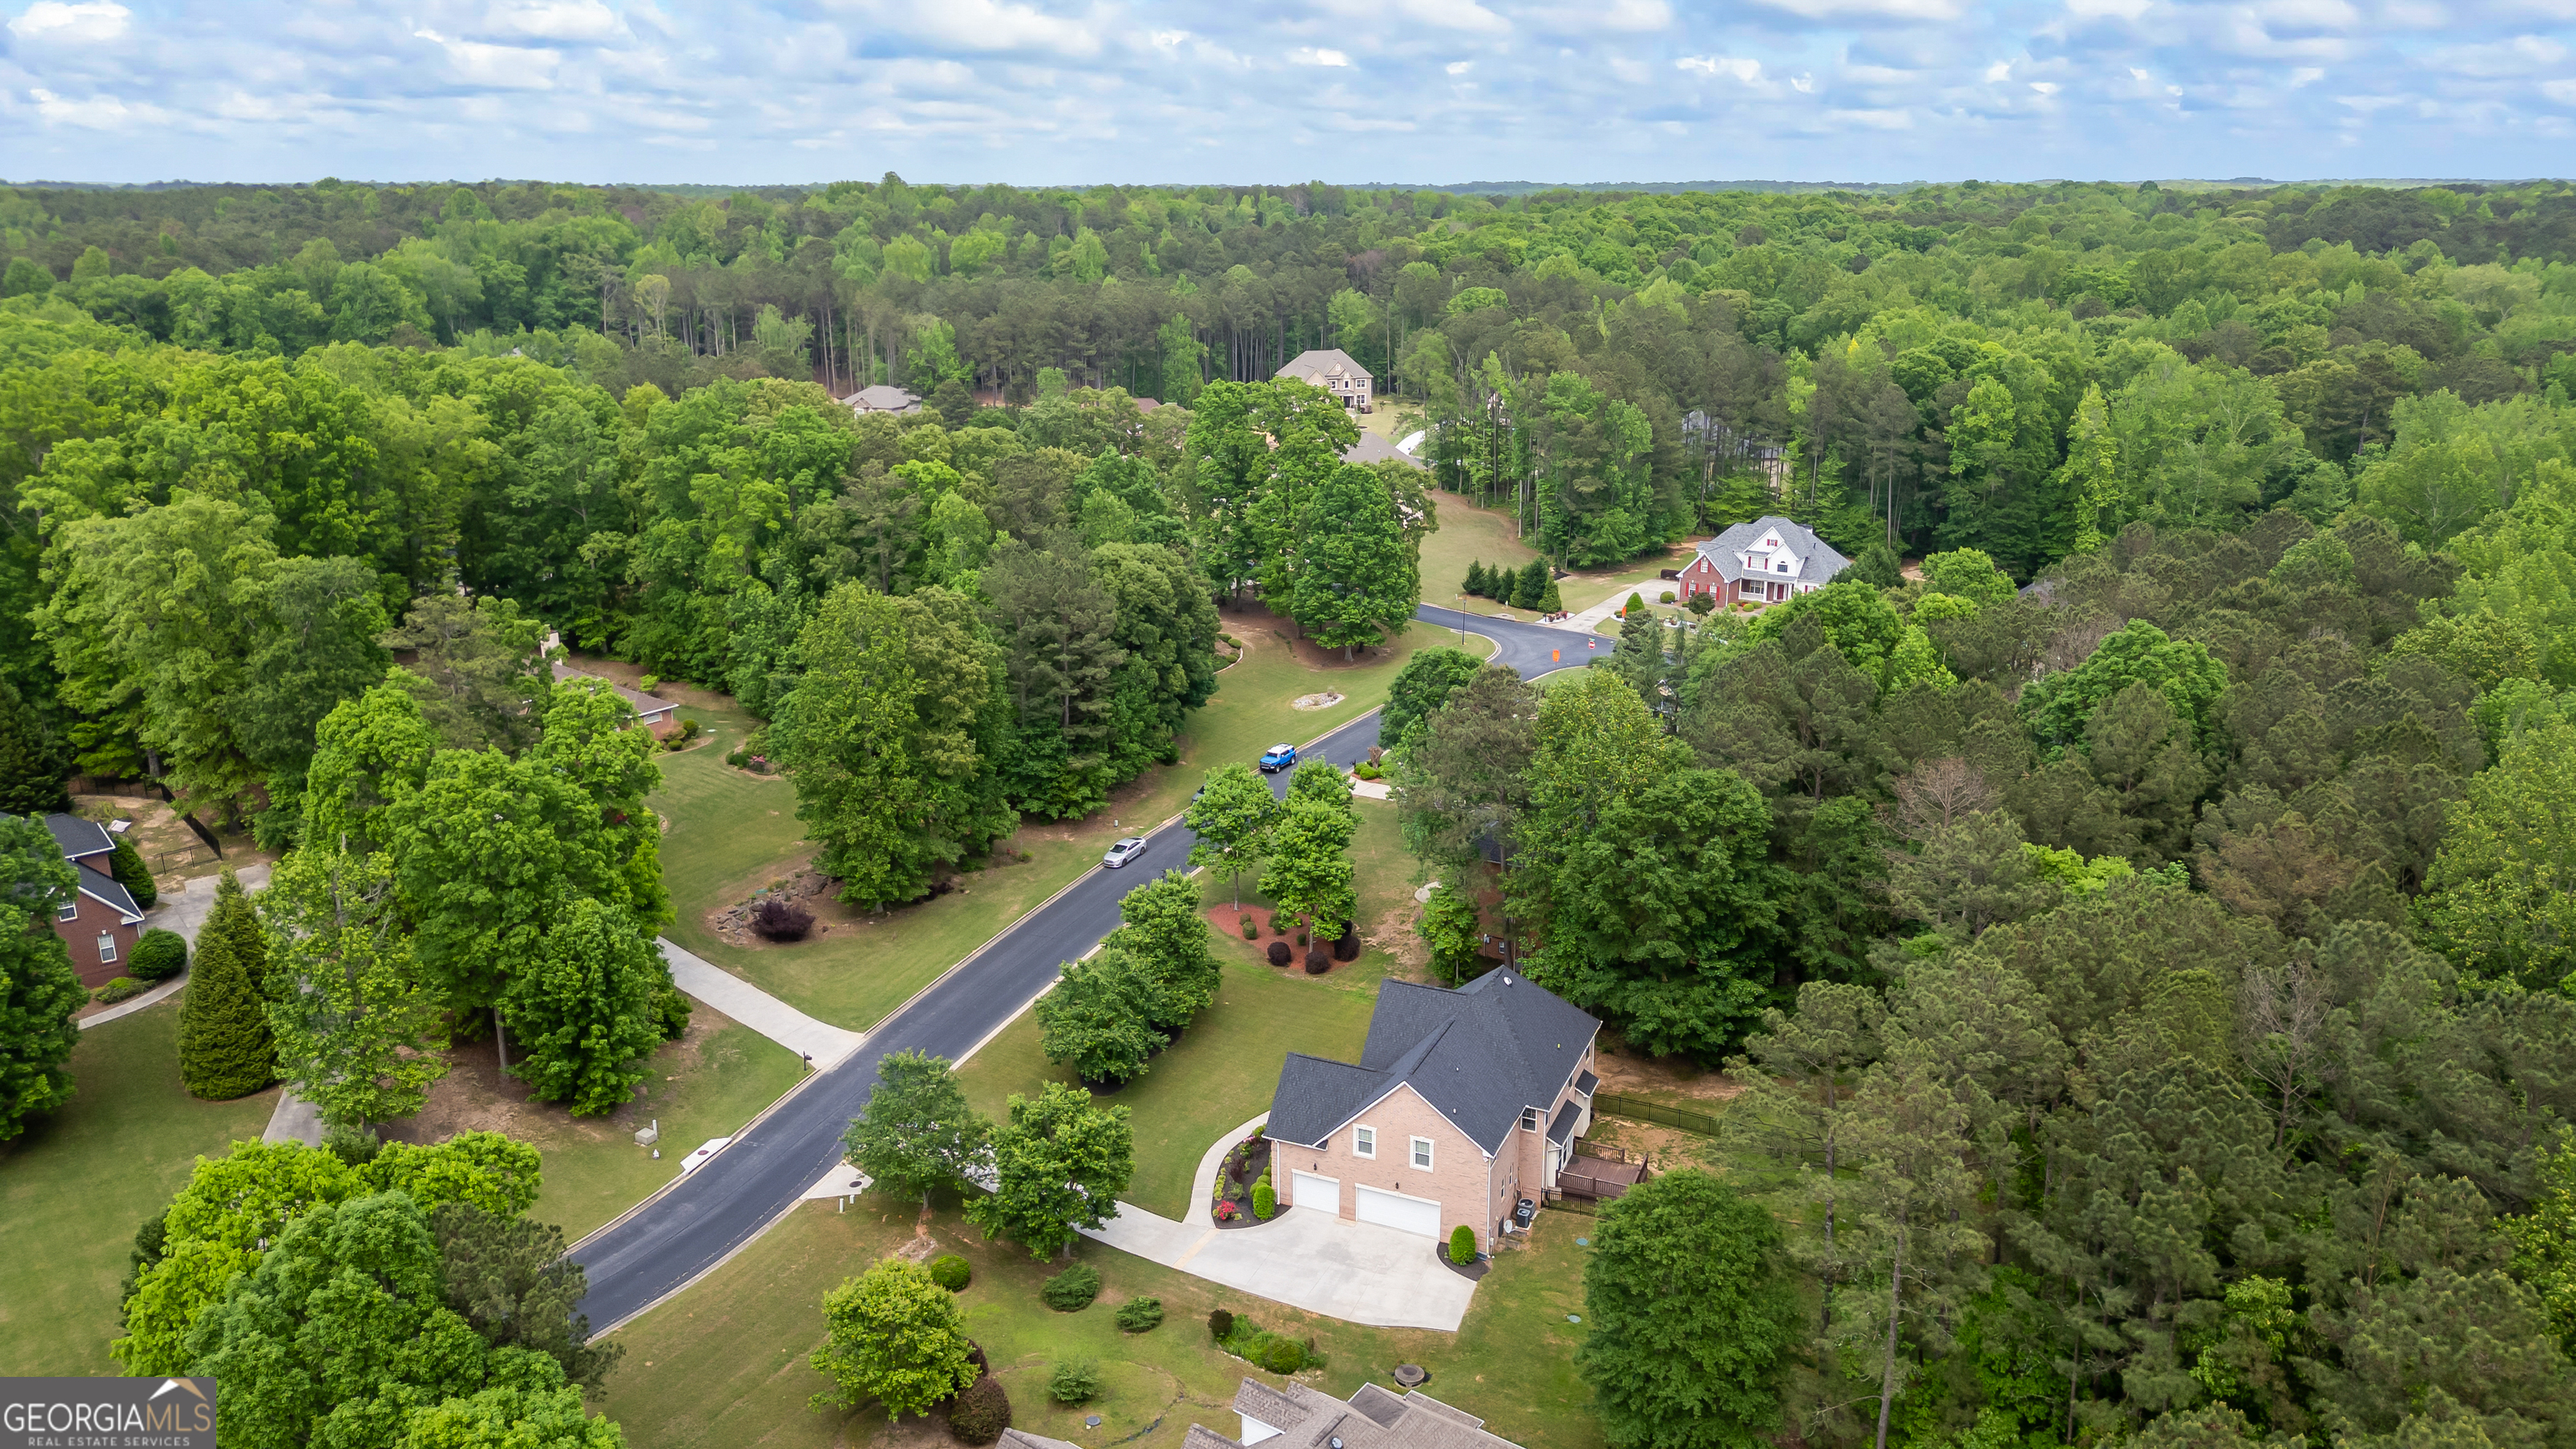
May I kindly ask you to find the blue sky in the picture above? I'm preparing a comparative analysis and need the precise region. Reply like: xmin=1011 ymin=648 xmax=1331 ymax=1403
xmin=2 ymin=0 xmax=2570 ymax=186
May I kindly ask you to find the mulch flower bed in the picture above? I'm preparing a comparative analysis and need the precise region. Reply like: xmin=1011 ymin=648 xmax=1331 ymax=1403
xmin=1210 ymin=1132 xmax=1275 ymax=1229
xmin=1435 ymin=1244 xmax=1492 ymax=1281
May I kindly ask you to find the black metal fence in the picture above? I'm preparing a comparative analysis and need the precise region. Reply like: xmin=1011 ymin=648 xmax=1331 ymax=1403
xmin=1593 ymin=1092 xmax=1724 ymax=1138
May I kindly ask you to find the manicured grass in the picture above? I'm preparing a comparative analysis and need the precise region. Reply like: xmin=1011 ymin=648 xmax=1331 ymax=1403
xmin=595 ymin=1195 xmax=1607 ymax=1449
xmin=958 ymin=803 xmax=1424 ymax=1220
xmin=0 ymin=1001 xmax=281 ymax=1376
xmin=1418 ymin=495 xmax=1544 ymax=610
xmin=652 ymin=623 xmax=1483 ymax=1034
xmin=532 ymin=1022 xmax=808 ymax=1242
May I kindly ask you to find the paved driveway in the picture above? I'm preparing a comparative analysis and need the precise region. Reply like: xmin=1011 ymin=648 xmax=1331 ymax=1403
xmin=1083 ymin=1199 xmax=1478 ymax=1332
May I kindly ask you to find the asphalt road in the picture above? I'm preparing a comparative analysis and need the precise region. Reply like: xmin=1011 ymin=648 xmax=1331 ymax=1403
xmin=568 ymin=605 xmax=1617 ymax=1332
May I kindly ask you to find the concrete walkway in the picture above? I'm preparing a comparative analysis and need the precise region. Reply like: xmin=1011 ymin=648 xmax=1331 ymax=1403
xmin=82 ymin=863 xmax=275 ymax=1031
xmin=658 ymin=937 xmax=866 ymax=1069
xmin=1080 ymin=1112 xmax=1480 ymax=1332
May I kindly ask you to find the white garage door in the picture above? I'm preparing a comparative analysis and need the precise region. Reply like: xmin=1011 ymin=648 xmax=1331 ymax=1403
xmin=1291 ymin=1171 xmax=1339 ymax=1216
xmin=1355 ymin=1185 xmax=1442 ymax=1238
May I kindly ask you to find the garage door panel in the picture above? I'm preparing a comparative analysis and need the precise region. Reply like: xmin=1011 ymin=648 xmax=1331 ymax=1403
xmin=1291 ymin=1171 xmax=1339 ymax=1216
xmin=1355 ymin=1185 xmax=1441 ymax=1238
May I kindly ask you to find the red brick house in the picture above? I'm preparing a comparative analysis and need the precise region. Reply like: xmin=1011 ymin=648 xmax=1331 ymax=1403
xmin=1265 ymin=973 xmax=1600 ymax=1254
xmin=1675 ymin=514 xmax=1851 ymax=607
xmin=42 ymin=813 xmax=145 ymax=987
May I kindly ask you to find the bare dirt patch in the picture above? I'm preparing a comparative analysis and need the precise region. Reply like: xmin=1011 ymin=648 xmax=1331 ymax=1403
xmin=377 ymin=1002 xmax=744 ymax=1149
xmin=1220 ymin=601 xmax=1401 ymax=671
xmin=70 ymin=792 xmax=276 ymax=895
xmin=1290 ymin=691 xmax=1345 ymax=710
xmin=1591 ymin=1041 xmax=1743 ymax=1105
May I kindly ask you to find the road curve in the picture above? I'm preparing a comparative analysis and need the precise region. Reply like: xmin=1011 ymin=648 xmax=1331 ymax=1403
xmin=569 ymin=605 xmax=1615 ymax=1332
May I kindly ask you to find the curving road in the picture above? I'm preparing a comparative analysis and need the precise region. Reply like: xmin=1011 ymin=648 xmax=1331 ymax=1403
xmin=568 ymin=605 xmax=1616 ymax=1333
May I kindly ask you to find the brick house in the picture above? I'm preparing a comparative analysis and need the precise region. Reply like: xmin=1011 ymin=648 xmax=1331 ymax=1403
xmin=41 ymin=813 xmax=146 ymax=987
xmin=1275 ymin=350 xmax=1374 ymax=413
xmin=1265 ymin=973 xmax=1600 ymax=1254
xmin=1675 ymin=514 xmax=1851 ymax=607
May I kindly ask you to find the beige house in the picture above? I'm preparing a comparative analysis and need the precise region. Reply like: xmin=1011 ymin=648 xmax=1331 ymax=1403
xmin=1265 ymin=974 xmax=1600 ymax=1254
xmin=1275 ymin=349 xmax=1374 ymax=413
xmin=842 ymin=383 xmax=922 ymax=415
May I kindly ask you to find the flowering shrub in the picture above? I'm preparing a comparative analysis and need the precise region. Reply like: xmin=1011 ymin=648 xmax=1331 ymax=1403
xmin=1215 ymin=1200 xmax=1239 ymax=1222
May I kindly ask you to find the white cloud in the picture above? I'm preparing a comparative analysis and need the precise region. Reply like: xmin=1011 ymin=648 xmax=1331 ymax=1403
xmin=486 ymin=1 xmax=624 ymax=42
xmin=1389 ymin=0 xmax=1511 ymax=33
xmin=2065 ymin=0 xmax=2153 ymax=18
xmin=2289 ymin=65 xmax=2324 ymax=86
xmin=1291 ymin=46 xmax=1351 ymax=65
xmin=1592 ymin=0 xmax=1673 ymax=29
xmin=1826 ymin=106 xmax=1912 ymax=127
xmin=1983 ymin=59 xmax=2012 ymax=80
xmin=27 ymin=86 xmax=167 ymax=127
xmin=1676 ymin=55 xmax=1765 ymax=82
xmin=823 ymin=0 xmax=1105 ymax=58
xmin=2028 ymin=79 xmax=2060 ymax=94
xmin=1446 ymin=59 xmax=1472 ymax=74
xmin=7 ymin=1 xmax=128 ymax=41
xmin=1791 ymin=73 xmax=1816 ymax=91
xmin=2544 ymin=77 xmax=2576 ymax=102
xmin=413 ymin=29 xmax=563 ymax=89
xmin=1751 ymin=0 xmax=1963 ymax=17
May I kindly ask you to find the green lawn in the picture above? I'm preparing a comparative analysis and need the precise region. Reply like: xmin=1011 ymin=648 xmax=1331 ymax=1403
xmin=0 ymin=1001 xmax=281 ymax=1376
xmin=959 ymin=802 xmax=1424 ymax=1220
xmin=532 ymin=1022 xmax=808 ymax=1242
xmin=595 ymin=1193 xmax=1607 ymax=1449
xmin=652 ymin=622 xmax=1483 ymax=1034
xmin=1419 ymin=495 xmax=1543 ymax=609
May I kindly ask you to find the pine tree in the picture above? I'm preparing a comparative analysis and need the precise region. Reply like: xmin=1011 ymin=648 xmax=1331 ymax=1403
xmin=1540 ymin=575 xmax=1563 ymax=612
xmin=108 ymin=834 xmax=157 ymax=910
xmin=1512 ymin=559 xmax=1548 ymax=610
xmin=177 ymin=869 xmax=275 ymax=1100
xmin=1464 ymin=561 xmax=1487 ymax=598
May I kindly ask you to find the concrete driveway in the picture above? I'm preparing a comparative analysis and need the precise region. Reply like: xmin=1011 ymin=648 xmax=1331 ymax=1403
xmin=1081 ymin=1112 xmax=1479 ymax=1332
xmin=1083 ymin=1200 xmax=1479 ymax=1332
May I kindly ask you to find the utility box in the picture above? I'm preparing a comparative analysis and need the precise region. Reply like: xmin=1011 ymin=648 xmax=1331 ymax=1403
xmin=634 ymin=1121 xmax=659 ymax=1148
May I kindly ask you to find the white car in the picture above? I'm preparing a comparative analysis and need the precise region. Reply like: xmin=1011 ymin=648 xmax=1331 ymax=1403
xmin=1102 ymin=837 xmax=1148 ymax=869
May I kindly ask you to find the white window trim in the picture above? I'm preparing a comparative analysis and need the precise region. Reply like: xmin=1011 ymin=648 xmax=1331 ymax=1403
xmin=57 ymin=900 xmax=77 ymax=922
xmin=1353 ymin=1124 xmax=1376 ymax=1160
xmin=96 ymin=932 xmax=117 ymax=963
xmin=1410 ymin=1135 xmax=1434 ymax=1171
xmin=1520 ymin=1106 xmax=1542 ymax=1131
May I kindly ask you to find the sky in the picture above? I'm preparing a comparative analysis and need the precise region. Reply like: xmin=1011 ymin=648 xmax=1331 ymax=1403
xmin=1 ymin=0 xmax=2571 ymax=188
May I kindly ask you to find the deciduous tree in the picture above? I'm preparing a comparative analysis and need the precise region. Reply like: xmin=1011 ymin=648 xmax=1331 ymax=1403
xmin=967 ymin=1082 xmax=1132 ymax=1259
xmin=842 ymin=1051 xmax=990 ymax=1209
xmin=808 ymin=1257 xmax=978 ymax=1420
xmin=0 ymin=813 xmax=82 ymax=1141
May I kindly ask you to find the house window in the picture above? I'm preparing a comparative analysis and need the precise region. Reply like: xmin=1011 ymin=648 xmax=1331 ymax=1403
xmin=1410 ymin=1136 xmax=1434 ymax=1171
xmin=97 ymin=932 xmax=117 ymax=964
xmin=1521 ymin=1107 xmax=1542 ymax=1131
xmin=57 ymin=900 xmax=76 ymax=922
xmin=1353 ymin=1125 xmax=1375 ymax=1159
xmin=1776 ymin=561 xmax=1789 ymax=573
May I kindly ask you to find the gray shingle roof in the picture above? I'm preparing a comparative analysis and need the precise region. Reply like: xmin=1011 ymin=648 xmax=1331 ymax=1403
xmin=75 ymin=861 xmax=143 ymax=922
xmin=1220 ymin=1380 xmax=1523 ymax=1449
xmin=1275 ymin=348 xmax=1372 ymax=387
xmin=550 ymin=662 xmax=678 ymax=720
xmin=44 ymin=812 xmax=113 ymax=861
xmin=1267 ymin=974 xmax=1599 ymax=1155
xmin=1343 ymin=430 xmax=1426 ymax=470
xmin=844 ymin=384 xmax=922 ymax=413
xmin=1693 ymin=515 xmax=1851 ymax=586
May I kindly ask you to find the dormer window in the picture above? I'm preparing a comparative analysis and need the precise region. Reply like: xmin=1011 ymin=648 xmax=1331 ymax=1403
xmin=1521 ymin=1107 xmax=1542 ymax=1131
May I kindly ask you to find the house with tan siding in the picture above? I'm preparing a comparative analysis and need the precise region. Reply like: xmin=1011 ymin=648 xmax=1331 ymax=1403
xmin=1275 ymin=350 xmax=1374 ymax=413
xmin=1264 ymin=973 xmax=1599 ymax=1254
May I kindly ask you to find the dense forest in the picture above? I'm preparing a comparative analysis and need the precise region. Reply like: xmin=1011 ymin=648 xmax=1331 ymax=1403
xmin=3 ymin=174 xmax=2576 ymax=1449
